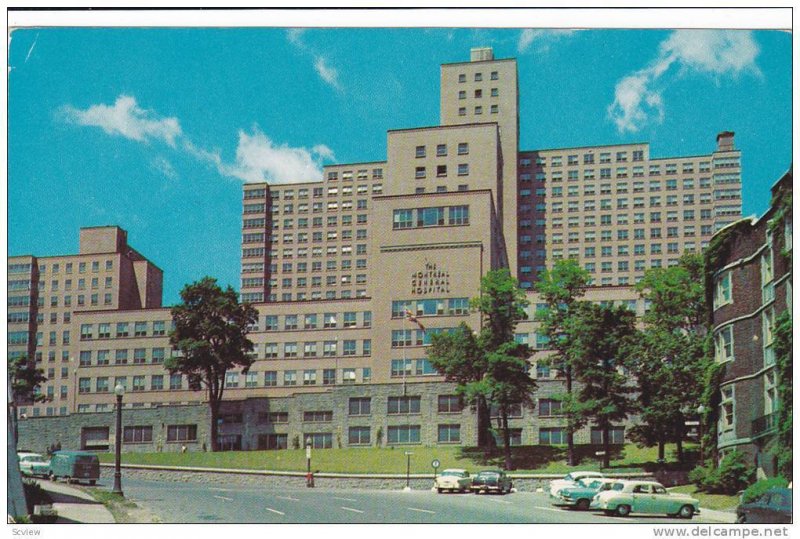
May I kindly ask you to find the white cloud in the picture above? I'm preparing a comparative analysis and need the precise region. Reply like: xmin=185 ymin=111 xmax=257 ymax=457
xmin=219 ymin=128 xmax=334 ymax=184
xmin=62 ymin=95 xmax=335 ymax=186
xmin=518 ymin=29 xmax=577 ymax=53
xmin=286 ymin=28 xmax=343 ymax=91
xmin=608 ymin=30 xmax=760 ymax=133
xmin=61 ymin=95 xmax=182 ymax=147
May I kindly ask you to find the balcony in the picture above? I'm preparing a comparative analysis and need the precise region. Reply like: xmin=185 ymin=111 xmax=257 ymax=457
xmin=751 ymin=412 xmax=777 ymax=440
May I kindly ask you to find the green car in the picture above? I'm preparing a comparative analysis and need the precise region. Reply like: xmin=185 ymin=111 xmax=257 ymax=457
xmin=592 ymin=480 xmax=700 ymax=519
xmin=18 ymin=452 xmax=51 ymax=478
xmin=554 ymin=478 xmax=617 ymax=510
xmin=470 ymin=469 xmax=513 ymax=494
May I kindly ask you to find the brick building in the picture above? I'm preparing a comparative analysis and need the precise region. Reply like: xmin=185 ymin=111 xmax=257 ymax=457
xmin=707 ymin=169 xmax=791 ymax=477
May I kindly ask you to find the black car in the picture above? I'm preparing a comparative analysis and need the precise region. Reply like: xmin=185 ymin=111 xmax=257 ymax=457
xmin=470 ymin=469 xmax=513 ymax=494
xmin=736 ymin=488 xmax=792 ymax=524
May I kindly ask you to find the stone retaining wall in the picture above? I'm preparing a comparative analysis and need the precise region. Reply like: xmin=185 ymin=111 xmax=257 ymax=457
xmin=103 ymin=465 xmax=654 ymax=492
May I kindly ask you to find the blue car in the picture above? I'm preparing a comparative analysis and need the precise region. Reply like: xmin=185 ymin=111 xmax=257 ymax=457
xmin=554 ymin=477 xmax=617 ymax=510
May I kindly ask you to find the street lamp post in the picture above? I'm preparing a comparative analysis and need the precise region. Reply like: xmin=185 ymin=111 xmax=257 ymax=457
xmin=697 ymin=404 xmax=706 ymax=464
xmin=404 ymin=451 xmax=413 ymax=491
xmin=112 ymin=383 xmax=125 ymax=496
xmin=306 ymin=437 xmax=313 ymax=488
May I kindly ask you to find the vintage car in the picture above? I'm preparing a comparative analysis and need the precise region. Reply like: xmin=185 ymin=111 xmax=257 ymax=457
xmin=736 ymin=487 xmax=792 ymax=524
xmin=591 ymin=480 xmax=700 ymax=519
xmin=434 ymin=469 xmax=472 ymax=493
xmin=549 ymin=470 xmax=605 ymax=498
xmin=470 ymin=469 xmax=513 ymax=494
xmin=18 ymin=452 xmax=51 ymax=478
xmin=49 ymin=451 xmax=100 ymax=485
xmin=554 ymin=477 xmax=617 ymax=510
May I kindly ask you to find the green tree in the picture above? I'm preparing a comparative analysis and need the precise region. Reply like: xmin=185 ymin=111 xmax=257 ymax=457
xmin=9 ymin=356 xmax=48 ymax=441
xmin=427 ymin=269 xmax=535 ymax=468
xmin=630 ymin=253 xmax=711 ymax=463
xmin=534 ymin=259 xmax=591 ymax=465
xmin=566 ymin=302 xmax=637 ymax=468
xmin=167 ymin=277 xmax=259 ymax=452
xmin=773 ymin=310 xmax=792 ymax=478
xmin=426 ymin=323 xmax=492 ymax=448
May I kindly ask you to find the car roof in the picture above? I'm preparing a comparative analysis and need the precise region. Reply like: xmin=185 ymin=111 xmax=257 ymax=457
xmin=53 ymin=450 xmax=96 ymax=456
xmin=17 ymin=452 xmax=44 ymax=458
xmin=441 ymin=468 xmax=468 ymax=473
xmin=477 ymin=469 xmax=504 ymax=473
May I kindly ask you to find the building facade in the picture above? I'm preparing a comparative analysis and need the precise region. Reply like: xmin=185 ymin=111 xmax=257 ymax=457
xmin=14 ymin=47 xmax=746 ymax=453
xmin=707 ymin=169 xmax=791 ymax=477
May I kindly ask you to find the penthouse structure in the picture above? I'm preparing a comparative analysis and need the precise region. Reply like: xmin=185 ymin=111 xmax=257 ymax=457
xmin=15 ymin=47 xmax=745 ymax=453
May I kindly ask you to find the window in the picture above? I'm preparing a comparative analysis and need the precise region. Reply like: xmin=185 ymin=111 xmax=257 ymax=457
xmin=590 ymin=427 xmax=625 ymax=445
xmin=167 ymin=425 xmax=197 ymax=442
xmin=719 ymin=386 xmax=734 ymax=431
xmin=539 ymin=399 xmax=563 ymax=417
xmin=349 ymin=397 xmax=371 ymax=416
xmin=348 ymin=426 xmax=370 ymax=445
xmin=438 ymin=395 xmax=463 ymax=413
xmin=264 ymin=371 xmax=277 ymax=387
xmin=438 ymin=424 xmax=461 ymax=443
xmin=457 ymin=163 xmax=469 ymax=176
xmin=715 ymin=326 xmax=734 ymax=363
xmin=714 ymin=271 xmax=732 ymax=309
xmin=415 ymin=145 xmax=426 ymax=158
xmin=124 ymin=426 xmax=153 ymax=443
xmin=283 ymin=370 xmax=297 ymax=386
xmin=387 ymin=425 xmax=420 ymax=444
xmin=169 ymin=374 xmax=183 ymax=390
xmin=388 ymin=396 xmax=421 ymax=414
xmin=539 ymin=427 xmax=566 ymax=445
xmin=457 ymin=142 xmax=469 ymax=155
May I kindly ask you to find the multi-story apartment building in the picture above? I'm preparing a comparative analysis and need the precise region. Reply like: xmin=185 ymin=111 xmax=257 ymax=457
xmin=15 ymin=47 xmax=746 ymax=453
xmin=707 ymin=169 xmax=791 ymax=477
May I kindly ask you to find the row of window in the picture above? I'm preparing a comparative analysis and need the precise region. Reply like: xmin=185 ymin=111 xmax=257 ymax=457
xmin=259 ymin=311 xmax=371 ymax=331
xmin=526 ymin=209 xmax=718 ymax=227
xmin=79 ymin=321 xmax=169 ymax=340
xmin=414 ymin=163 xmax=470 ymax=178
xmin=78 ymin=347 xmax=170 ymax=366
xmin=530 ymin=226 xmax=715 ymax=244
xmin=544 ymin=197 xmax=722 ymax=214
xmin=246 ymin=229 xmax=368 ymax=245
xmin=241 ymin=290 xmax=368 ymax=303
xmin=255 ymin=339 xmax=371 ymax=359
xmin=30 ymin=259 xmax=115 ymax=276
xmin=523 ymin=152 xmax=710 ymax=169
xmin=457 ymin=87 xmax=500 ymax=100
xmin=13 ymin=292 xmax=115 ymax=309
xmin=251 ymin=214 xmax=368 ymax=231
xmin=390 ymin=298 xmax=470 ymax=318
xmin=392 ymin=206 xmax=470 ymax=229
xmin=243 ymin=244 xmax=368 ymax=259
xmin=414 ymin=143 xmax=470 ymax=158
xmin=457 ymin=104 xmax=499 ymax=116
xmin=244 ymin=259 xmax=368 ymax=276
xmin=29 ymin=275 xmax=115 ymax=293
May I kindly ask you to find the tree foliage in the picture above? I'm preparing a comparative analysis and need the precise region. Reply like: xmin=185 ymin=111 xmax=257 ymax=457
xmin=8 ymin=356 xmax=48 ymax=440
xmin=565 ymin=302 xmax=638 ymax=467
xmin=534 ymin=259 xmax=591 ymax=465
xmin=428 ymin=269 xmax=535 ymax=467
xmin=167 ymin=276 xmax=259 ymax=451
xmin=629 ymin=253 xmax=712 ymax=463
xmin=773 ymin=309 xmax=792 ymax=478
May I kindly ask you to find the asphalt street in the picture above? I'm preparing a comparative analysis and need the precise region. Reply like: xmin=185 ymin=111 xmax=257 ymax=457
xmin=109 ymin=477 xmax=720 ymax=524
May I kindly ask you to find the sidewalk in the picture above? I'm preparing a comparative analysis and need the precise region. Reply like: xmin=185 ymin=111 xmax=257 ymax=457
xmin=699 ymin=507 xmax=737 ymax=524
xmin=34 ymin=480 xmax=115 ymax=524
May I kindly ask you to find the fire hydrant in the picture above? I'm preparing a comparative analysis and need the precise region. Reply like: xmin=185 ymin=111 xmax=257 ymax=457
xmin=306 ymin=471 xmax=315 ymax=488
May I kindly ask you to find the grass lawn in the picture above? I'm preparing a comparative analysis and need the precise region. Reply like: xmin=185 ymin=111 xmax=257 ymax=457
xmin=99 ymin=442 xmax=697 ymax=475
xmin=668 ymin=484 xmax=740 ymax=512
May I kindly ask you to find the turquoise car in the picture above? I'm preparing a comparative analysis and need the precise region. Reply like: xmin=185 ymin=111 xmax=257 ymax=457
xmin=49 ymin=451 xmax=100 ymax=485
xmin=592 ymin=480 xmax=700 ymax=519
xmin=554 ymin=477 xmax=617 ymax=510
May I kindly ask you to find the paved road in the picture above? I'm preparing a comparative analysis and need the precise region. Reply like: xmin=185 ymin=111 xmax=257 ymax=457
xmin=111 ymin=477 xmax=718 ymax=524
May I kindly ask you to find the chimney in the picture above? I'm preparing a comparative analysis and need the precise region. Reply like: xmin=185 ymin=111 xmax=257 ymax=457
xmin=470 ymin=47 xmax=494 ymax=62
xmin=716 ymin=131 xmax=735 ymax=152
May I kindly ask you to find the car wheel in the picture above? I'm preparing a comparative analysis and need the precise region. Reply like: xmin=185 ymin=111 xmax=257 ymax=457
xmin=576 ymin=499 xmax=591 ymax=511
xmin=437 ymin=487 xmax=443 ymax=494
xmin=47 ymin=471 xmax=55 ymax=481
xmin=678 ymin=505 xmax=694 ymax=519
xmin=736 ymin=514 xmax=746 ymax=524
xmin=616 ymin=505 xmax=631 ymax=517
xmin=89 ymin=480 xmax=96 ymax=486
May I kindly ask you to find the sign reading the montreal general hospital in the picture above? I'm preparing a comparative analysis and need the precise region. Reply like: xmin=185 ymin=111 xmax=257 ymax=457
xmin=411 ymin=262 xmax=451 ymax=295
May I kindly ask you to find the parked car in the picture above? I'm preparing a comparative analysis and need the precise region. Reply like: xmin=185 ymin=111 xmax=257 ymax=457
xmin=736 ymin=488 xmax=792 ymax=524
xmin=470 ymin=469 xmax=513 ymax=494
xmin=549 ymin=471 xmax=605 ymax=498
xmin=49 ymin=451 xmax=100 ymax=485
xmin=591 ymin=480 xmax=700 ymax=519
xmin=435 ymin=469 xmax=472 ymax=493
xmin=554 ymin=477 xmax=617 ymax=510
xmin=18 ymin=452 xmax=51 ymax=478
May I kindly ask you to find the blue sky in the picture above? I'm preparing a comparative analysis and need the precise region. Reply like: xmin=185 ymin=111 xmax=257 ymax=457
xmin=8 ymin=25 xmax=792 ymax=306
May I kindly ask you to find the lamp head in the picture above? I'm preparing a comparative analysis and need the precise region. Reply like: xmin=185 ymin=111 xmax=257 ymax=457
xmin=114 ymin=384 xmax=125 ymax=397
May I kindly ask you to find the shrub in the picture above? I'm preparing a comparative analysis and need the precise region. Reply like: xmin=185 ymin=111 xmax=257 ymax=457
xmin=22 ymin=479 xmax=51 ymax=513
xmin=689 ymin=451 xmax=755 ymax=494
xmin=741 ymin=477 xmax=789 ymax=504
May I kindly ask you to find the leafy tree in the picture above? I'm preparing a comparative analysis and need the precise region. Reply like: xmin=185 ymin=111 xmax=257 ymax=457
xmin=427 ymin=269 xmax=535 ymax=468
xmin=9 ymin=356 xmax=48 ymax=441
xmin=630 ymin=253 xmax=711 ymax=463
xmin=427 ymin=323 xmax=492 ymax=448
xmin=565 ymin=302 xmax=637 ymax=468
xmin=167 ymin=277 xmax=259 ymax=452
xmin=534 ymin=259 xmax=591 ymax=465
xmin=773 ymin=310 xmax=792 ymax=478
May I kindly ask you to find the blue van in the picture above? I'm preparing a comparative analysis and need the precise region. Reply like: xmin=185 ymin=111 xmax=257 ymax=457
xmin=49 ymin=451 xmax=100 ymax=485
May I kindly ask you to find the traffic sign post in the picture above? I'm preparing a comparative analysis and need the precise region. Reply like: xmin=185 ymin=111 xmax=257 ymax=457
xmin=431 ymin=459 xmax=440 ymax=481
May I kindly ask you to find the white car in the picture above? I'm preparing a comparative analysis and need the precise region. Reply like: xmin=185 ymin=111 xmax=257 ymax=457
xmin=549 ymin=471 xmax=605 ymax=498
xmin=18 ymin=452 xmax=51 ymax=478
xmin=435 ymin=469 xmax=472 ymax=493
xmin=591 ymin=480 xmax=700 ymax=518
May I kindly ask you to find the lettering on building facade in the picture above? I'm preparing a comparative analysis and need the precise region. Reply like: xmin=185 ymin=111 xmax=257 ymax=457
xmin=411 ymin=262 xmax=451 ymax=295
